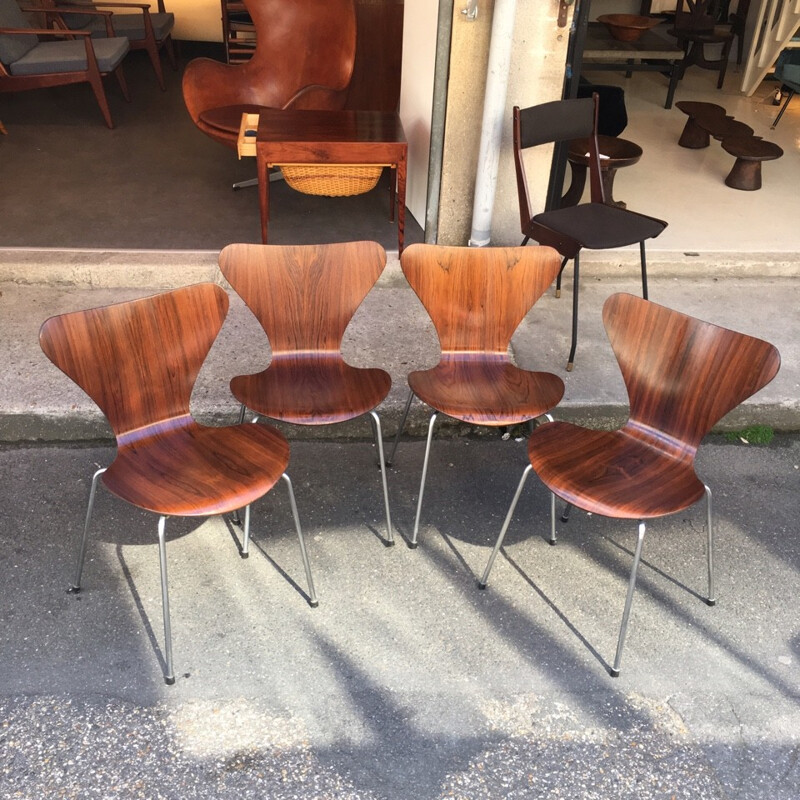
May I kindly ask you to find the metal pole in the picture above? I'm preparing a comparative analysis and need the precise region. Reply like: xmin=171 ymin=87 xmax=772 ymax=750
xmin=468 ymin=0 xmax=518 ymax=247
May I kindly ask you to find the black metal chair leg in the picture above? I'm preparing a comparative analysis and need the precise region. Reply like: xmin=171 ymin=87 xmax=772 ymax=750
xmin=640 ymin=241 xmax=648 ymax=300
xmin=566 ymin=253 xmax=580 ymax=371
xmin=555 ymin=256 xmax=569 ymax=298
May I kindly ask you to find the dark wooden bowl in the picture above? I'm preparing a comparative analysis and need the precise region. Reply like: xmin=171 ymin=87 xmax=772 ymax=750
xmin=597 ymin=14 xmax=661 ymax=42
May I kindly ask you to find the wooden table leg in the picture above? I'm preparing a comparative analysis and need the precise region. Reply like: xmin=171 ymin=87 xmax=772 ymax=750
xmin=561 ymin=162 xmax=587 ymax=208
xmin=258 ymin=154 xmax=270 ymax=244
xmin=396 ymin=156 xmax=407 ymax=255
xmin=389 ymin=166 xmax=396 ymax=222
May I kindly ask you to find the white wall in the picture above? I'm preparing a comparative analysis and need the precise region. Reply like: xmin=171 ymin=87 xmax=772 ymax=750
xmin=161 ymin=0 xmax=222 ymax=42
xmin=399 ymin=0 xmax=440 ymax=230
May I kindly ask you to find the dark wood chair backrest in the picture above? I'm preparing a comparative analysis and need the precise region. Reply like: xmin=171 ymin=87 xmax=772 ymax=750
xmin=400 ymin=243 xmax=562 ymax=357
xmin=219 ymin=241 xmax=386 ymax=356
xmin=604 ymin=293 xmax=781 ymax=454
xmin=183 ymin=0 xmax=357 ymax=126
xmin=512 ymin=97 xmax=603 ymax=229
xmin=673 ymin=0 xmax=718 ymax=34
xmin=39 ymin=283 xmax=228 ymax=440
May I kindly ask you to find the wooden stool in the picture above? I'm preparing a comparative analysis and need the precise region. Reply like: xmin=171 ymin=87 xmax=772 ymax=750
xmin=562 ymin=135 xmax=643 ymax=208
xmin=722 ymin=136 xmax=783 ymax=191
xmin=676 ymin=101 xmax=727 ymax=148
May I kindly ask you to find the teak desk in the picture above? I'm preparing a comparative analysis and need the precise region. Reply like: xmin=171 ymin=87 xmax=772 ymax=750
xmin=255 ymin=109 xmax=408 ymax=253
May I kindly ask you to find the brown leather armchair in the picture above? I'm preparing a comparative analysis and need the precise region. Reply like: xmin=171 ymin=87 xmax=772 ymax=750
xmin=182 ymin=0 xmax=357 ymax=150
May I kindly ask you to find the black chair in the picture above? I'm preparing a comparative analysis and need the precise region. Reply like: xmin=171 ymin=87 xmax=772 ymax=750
xmin=512 ymin=95 xmax=667 ymax=370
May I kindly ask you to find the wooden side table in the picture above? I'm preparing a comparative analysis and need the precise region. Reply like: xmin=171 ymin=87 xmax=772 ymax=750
xmin=562 ymin=135 xmax=643 ymax=209
xmin=255 ymin=108 xmax=408 ymax=253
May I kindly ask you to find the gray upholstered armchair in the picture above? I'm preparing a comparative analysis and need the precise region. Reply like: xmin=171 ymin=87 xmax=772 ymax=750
xmin=0 ymin=0 xmax=130 ymax=127
xmin=42 ymin=0 xmax=175 ymax=90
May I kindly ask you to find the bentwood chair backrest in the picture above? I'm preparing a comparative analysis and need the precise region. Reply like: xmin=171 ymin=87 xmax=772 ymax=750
xmin=40 ymin=283 xmax=227 ymax=439
xmin=605 ymin=292 xmax=782 ymax=455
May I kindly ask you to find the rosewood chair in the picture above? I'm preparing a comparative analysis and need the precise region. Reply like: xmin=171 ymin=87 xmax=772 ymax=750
xmin=0 ymin=0 xmax=130 ymax=128
xmin=388 ymin=243 xmax=565 ymax=549
xmin=40 ymin=0 xmax=176 ymax=90
xmin=219 ymin=241 xmax=394 ymax=545
xmin=480 ymin=292 xmax=781 ymax=676
xmin=39 ymin=283 xmax=317 ymax=685
xmin=512 ymin=96 xmax=667 ymax=371
xmin=182 ymin=0 xmax=357 ymax=151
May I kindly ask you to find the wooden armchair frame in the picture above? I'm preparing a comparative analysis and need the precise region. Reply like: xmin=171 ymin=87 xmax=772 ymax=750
xmin=0 ymin=4 xmax=130 ymax=127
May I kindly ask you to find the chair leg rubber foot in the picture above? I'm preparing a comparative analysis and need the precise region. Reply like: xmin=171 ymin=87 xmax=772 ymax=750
xmin=408 ymin=541 xmax=418 ymax=550
xmin=566 ymin=362 xmax=574 ymax=372
xmin=477 ymin=582 xmax=487 ymax=590
xmin=555 ymin=289 xmax=561 ymax=298
xmin=240 ymin=551 xmax=249 ymax=559
xmin=67 ymin=585 xmax=81 ymax=594
xmin=309 ymin=600 xmax=320 ymax=609
xmin=385 ymin=539 xmax=396 ymax=547
xmin=706 ymin=598 xmax=717 ymax=607
xmin=548 ymin=539 xmax=557 ymax=546
xmin=609 ymin=668 xmax=620 ymax=678
xmin=164 ymin=675 xmax=176 ymax=686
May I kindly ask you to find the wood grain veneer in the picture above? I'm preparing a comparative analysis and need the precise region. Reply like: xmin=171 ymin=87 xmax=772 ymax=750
xmin=39 ymin=283 xmax=290 ymax=516
xmin=528 ymin=292 xmax=781 ymax=519
xmin=400 ymin=243 xmax=565 ymax=426
xmin=220 ymin=241 xmax=391 ymax=424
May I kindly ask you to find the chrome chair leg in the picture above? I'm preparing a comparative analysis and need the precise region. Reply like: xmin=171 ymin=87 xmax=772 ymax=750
xmin=240 ymin=504 xmax=252 ymax=558
xmin=560 ymin=502 xmax=573 ymax=525
xmin=230 ymin=404 xmax=250 ymax=528
xmin=281 ymin=473 xmax=318 ymax=607
xmin=410 ymin=412 xmax=438 ymax=548
xmin=611 ymin=520 xmax=646 ymax=677
xmin=69 ymin=467 xmax=107 ymax=593
xmin=479 ymin=464 xmax=533 ymax=588
xmin=368 ymin=411 xmax=394 ymax=545
xmin=705 ymin=484 xmax=716 ymax=606
xmin=156 ymin=515 xmax=175 ymax=685
xmin=387 ymin=388 xmax=415 ymax=466
xmin=549 ymin=491 xmax=558 ymax=545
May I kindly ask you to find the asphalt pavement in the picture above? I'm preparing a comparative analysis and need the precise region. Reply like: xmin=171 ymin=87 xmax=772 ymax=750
xmin=1 ymin=436 xmax=798 ymax=799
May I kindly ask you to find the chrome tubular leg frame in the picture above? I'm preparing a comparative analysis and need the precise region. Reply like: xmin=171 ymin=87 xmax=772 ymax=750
xmin=240 ymin=504 xmax=252 ymax=558
xmin=230 ymin=405 xmax=249 ymax=528
xmin=479 ymin=464 xmax=533 ymax=589
xmin=549 ymin=491 xmax=558 ymax=545
xmin=157 ymin=515 xmax=175 ymax=685
xmin=411 ymin=412 xmax=438 ymax=549
xmin=387 ymin=389 xmax=415 ymax=466
xmin=705 ymin=484 xmax=716 ymax=606
xmin=611 ymin=520 xmax=646 ymax=678
xmin=368 ymin=411 xmax=394 ymax=545
xmin=281 ymin=473 xmax=318 ymax=607
xmin=69 ymin=467 xmax=107 ymax=593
